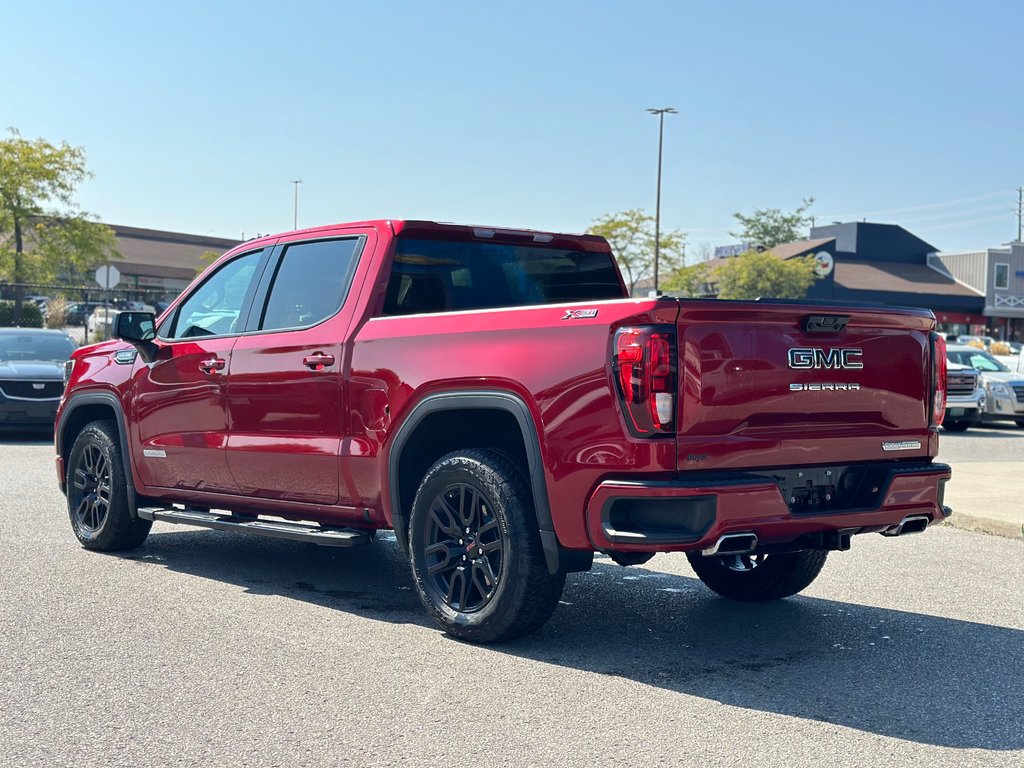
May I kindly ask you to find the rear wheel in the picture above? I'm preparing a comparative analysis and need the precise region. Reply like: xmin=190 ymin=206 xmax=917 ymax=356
xmin=67 ymin=421 xmax=151 ymax=551
xmin=686 ymin=549 xmax=827 ymax=601
xmin=409 ymin=449 xmax=565 ymax=643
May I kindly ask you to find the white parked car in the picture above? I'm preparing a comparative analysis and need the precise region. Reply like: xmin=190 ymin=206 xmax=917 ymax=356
xmin=86 ymin=306 xmax=121 ymax=336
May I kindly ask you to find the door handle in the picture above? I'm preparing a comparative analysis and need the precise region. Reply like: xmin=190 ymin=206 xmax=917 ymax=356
xmin=303 ymin=352 xmax=335 ymax=371
xmin=199 ymin=358 xmax=226 ymax=374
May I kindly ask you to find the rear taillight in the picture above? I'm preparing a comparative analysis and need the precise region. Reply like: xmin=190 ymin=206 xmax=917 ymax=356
xmin=613 ymin=326 xmax=677 ymax=436
xmin=931 ymin=332 xmax=947 ymax=426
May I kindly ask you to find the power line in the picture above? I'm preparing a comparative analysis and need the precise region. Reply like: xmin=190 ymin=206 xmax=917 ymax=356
xmin=894 ymin=202 xmax=1012 ymax=226
xmin=817 ymin=190 xmax=1013 ymax=221
xmin=912 ymin=213 xmax=1012 ymax=232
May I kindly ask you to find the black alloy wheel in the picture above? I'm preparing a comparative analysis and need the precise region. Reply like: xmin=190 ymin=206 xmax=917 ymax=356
xmin=409 ymin=449 xmax=565 ymax=643
xmin=66 ymin=421 xmax=151 ymax=551
xmin=719 ymin=552 xmax=768 ymax=572
xmin=71 ymin=442 xmax=113 ymax=534
xmin=686 ymin=548 xmax=828 ymax=602
xmin=422 ymin=482 xmax=505 ymax=613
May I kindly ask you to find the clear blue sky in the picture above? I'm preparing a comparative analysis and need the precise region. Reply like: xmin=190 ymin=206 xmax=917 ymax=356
xmin=3 ymin=0 xmax=1022 ymax=254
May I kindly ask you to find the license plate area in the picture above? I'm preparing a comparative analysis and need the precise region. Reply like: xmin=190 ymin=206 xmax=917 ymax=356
xmin=762 ymin=465 xmax=890 ymax=515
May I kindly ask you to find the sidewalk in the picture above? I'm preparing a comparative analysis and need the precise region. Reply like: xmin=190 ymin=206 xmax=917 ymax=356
xmin=943 ymin=462 xmax=1024 ymax=541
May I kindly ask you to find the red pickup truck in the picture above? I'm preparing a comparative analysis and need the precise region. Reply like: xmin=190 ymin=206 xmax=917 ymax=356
xmin=56 ymin=219 xmax=952 ymax=642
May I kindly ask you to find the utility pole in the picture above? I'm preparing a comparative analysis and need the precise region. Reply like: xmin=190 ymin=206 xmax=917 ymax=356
xmin=290 ymin=179 xmax=303 ymax=230
xmin=1016 ymin=186 xmax=1023 ymax=243
xmin=646 ymin=107 xmax=677 ymax=295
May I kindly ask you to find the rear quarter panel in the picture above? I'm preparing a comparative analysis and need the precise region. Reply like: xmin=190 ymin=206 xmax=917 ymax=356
xmin=347 ymin=300 xmax=678 ymax=548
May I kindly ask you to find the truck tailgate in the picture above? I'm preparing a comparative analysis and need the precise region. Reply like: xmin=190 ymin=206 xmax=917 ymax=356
xmin=675 ymin=301 xmax=937 ymax=471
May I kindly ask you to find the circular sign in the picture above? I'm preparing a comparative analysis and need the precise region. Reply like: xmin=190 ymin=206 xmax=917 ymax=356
xmin=812 ymin=252 xmax=834 ymax=277
xmin=95 ymin=264 xmax=121 ymax=289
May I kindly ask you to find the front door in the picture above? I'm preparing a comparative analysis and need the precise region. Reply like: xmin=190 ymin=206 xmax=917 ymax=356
xmin=130 ymin=248 xmax=268 ymax=493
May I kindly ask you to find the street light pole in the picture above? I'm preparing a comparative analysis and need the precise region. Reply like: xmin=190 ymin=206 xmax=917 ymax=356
xmin=646 ymin=107 xmax=677 ymax=295
xmin=290 ymin=179 xmax=303 ymax=230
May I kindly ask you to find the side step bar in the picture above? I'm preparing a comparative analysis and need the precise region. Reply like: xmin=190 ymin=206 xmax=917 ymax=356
xmin=137 ymin=507 xmax=372 ymax=547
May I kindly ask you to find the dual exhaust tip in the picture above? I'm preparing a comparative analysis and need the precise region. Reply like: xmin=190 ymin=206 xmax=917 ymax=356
xmin=701 ymin=513 xmax=931 ymax=557
xmin=880 ymin=514 xmax=930 ymax=537
xmin=702 ymin=532 xmax=758 ymax=557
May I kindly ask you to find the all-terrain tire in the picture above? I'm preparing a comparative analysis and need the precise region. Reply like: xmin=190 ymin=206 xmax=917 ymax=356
xmin=409 ymin=449 xmax=565 ymax=643
xmin=686 ymin=549 xmax=828 ymax=602
xmin=67 ymin=420 xmax=151 ymax=551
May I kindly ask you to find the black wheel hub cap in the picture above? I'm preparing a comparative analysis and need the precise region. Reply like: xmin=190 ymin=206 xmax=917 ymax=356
xmin=72 ymin=443 xmax=111 ymax=533
xmin=423 ymin=483 xmax=503 ymax=613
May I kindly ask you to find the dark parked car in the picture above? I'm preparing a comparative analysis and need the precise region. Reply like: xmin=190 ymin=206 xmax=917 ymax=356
xmin=0 ymin=328 xmax=77 ymax=430
xmin=65 ymin=302 xmax=103 ymax=326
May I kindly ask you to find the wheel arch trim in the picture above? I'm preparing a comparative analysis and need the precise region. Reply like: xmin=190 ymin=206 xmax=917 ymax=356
xmin=386 ymin=389 xmax=561 ymax=572
xmin=57 ymin=391 xmax=141 ymax=518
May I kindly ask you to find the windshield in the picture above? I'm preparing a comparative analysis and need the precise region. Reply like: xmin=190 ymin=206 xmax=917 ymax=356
xmin=0 ymin=334 xmax=76 ymax=363
xmin=947 ymin=349 xmax=1010 ymax=372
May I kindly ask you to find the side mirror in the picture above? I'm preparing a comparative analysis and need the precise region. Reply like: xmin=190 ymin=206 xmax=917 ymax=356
xmin=114 ymin=311 xmax=158 ymax=362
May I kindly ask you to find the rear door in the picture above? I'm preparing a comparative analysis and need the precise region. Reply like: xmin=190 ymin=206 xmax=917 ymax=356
xmin=225 ymin=229 xmax=371 ymax=507
xmin=675 ymin=302 xmax=936 ymax=472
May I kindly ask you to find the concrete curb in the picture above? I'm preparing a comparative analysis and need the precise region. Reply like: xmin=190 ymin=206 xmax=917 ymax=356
xmin=941 ymin=461 xmax=1024 ymax=542
xmin=944 ymin=514 xmax=1024 ymax=541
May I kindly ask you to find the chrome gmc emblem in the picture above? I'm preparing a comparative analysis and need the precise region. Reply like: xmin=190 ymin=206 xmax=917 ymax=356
xmin=788 ymin=347 xmax=863 ymax=370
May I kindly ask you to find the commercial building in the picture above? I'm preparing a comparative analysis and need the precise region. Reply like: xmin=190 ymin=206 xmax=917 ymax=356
xmin=697 ymin=222 xmax=991 ymax=337
xmin=929 ymin=242 xmax=1024 ymax=341
xmin=109 ymin=225 xmax=240 ymax=299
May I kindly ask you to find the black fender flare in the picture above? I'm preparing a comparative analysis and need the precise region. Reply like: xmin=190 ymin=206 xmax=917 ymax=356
xmin=56 ymin=391 xmax=141 ymax=518
xmin=387 ymin=390 xmax=572 ymax=574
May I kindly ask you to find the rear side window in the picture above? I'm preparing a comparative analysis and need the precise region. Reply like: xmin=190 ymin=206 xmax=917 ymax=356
xmin=382 ymin=238 xmax=623 ymax=316
xmin=259 ymin=238 xmax=362 ymax=331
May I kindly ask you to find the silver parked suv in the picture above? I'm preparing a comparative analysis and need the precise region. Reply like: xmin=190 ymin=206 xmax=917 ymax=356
xmin=946 ymin=344 xmax=1024 ymax=429
xmin=942 ymin=362 xmax=986 ymax=432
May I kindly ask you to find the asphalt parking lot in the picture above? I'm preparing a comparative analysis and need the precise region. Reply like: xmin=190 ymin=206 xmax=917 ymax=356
xmin=2 ymin=433 xmax=1022 ymax=767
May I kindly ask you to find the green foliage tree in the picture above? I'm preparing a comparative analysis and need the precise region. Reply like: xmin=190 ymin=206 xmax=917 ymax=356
xmin=0 ymin=129 xmax=119 ymax=321
xmin=730 ymin=198 xmax=815 ymax=249
xmin=196 ymin=249 xmax=221 ymax=275
xmin=661 ymin=262 xmax=710 ymax=297
xmin=589 ymin=209 xmax=686 ymax=295
xmin=712 ymin=250 xmax=818 ymax=300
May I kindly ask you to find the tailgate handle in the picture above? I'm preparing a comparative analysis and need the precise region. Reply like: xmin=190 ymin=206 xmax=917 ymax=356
xmin=802 ymin=315 xmax=849 ymax=333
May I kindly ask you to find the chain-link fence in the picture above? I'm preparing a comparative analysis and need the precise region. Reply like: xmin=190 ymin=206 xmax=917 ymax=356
xmin=0 ymin=282 xmax=180 ymax=346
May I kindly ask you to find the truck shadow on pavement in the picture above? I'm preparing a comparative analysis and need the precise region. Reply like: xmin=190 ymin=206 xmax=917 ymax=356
xmin=121 ymin=531 xmax=1023 ymax=751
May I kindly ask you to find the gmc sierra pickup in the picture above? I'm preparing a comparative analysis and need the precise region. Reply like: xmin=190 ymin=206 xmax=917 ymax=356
xmin=55 ymin=219 xmax=952 ymax=642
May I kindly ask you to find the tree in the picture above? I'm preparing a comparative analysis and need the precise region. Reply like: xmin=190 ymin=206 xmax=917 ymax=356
xmin=196 ymin=249 xmax=221 ymax=275
xmin=730 ymin=198 xmax=815 ymax=249
xmin=589 ymin=209 xmax=685 ymax=295
xmin=712 ymin=250 xmax=817 ymax=300
xmin=0 ymin=129 xmax=119 ymax=321
xmin=661 ymin=262 xmax=710 ymax=297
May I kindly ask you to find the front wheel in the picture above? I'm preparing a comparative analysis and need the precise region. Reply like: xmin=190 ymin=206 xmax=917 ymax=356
xmin=686 ymin=549 xmax=828 ymax=601
xmin=409 ymin=449 xmax=565 ymax=643
xmin=67 ymin=420 xmax=151 ymax=551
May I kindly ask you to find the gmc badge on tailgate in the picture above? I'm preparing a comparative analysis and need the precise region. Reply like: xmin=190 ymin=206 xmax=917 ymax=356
xmin=788 ymin=347 xmax=863 ymax=370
